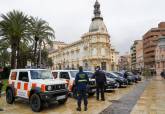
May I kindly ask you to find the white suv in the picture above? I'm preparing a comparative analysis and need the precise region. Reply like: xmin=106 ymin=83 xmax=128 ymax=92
xmin=52 ymin=70 xmax=96 ymax=97
xmin=6 ymin=69 xmax=68 ymax=112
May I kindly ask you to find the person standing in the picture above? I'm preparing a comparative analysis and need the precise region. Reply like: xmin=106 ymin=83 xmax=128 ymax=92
xmin=75 ymin=66 xmax=89 ymax=111
xmin=92 ymin=66 xmax=106 ymax=101
xmin=160 ymin=70 xmax=165 ymax=79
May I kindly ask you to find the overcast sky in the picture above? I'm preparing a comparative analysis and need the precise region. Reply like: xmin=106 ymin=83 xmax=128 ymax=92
xmin=1 ymin=0 xmax=165 ymax=54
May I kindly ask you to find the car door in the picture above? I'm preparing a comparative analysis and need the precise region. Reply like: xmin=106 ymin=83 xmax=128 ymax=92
xmin=17 ymin=71 xmax=29 ymax=99
xmin=59 ymin=72 xmax=71 ymax=90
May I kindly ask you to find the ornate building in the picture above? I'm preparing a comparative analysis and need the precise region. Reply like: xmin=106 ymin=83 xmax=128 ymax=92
xmin=49 ymin=0 xmax=114 ymax=71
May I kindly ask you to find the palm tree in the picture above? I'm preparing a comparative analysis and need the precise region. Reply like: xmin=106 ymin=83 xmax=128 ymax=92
xmin=0 ymin=10 xmax=30 ymax=68
xmin=0 ymin=41 xmax=10 ymax=67
xmin=29 ymin=17 xmax=55 ymax=67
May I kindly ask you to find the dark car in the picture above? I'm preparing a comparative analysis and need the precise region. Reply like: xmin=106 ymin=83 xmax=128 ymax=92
xmin=85 ymin=71 xmax=118 ymax=91
xmin=84 ymin=71 xmax=97 ymax=95
xmin=105 ymin=77 xmax=119 ymax=91
xmin=127 ymin=72 xmax=141 ymax=83
xmin=113 ymin=72 xmax=134 ymax=85
xmin=106 ymin=72 xmax=128 ymax=87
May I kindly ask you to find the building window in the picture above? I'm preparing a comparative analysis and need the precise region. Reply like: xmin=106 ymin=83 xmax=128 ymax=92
xmin=101 ymin=48 xmax=106 ymax=56
xmin=92 ymin=48 xmax=97 ymax=56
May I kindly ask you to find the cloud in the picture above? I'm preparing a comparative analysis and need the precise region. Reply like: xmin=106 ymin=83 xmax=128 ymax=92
xmin=0 ymin=0 xmax=165 ymax=54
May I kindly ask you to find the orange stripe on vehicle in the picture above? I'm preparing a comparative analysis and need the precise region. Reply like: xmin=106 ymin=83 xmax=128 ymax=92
xmin=17 ymin=82 xmax=21 ymax=89
xmin=32 ymin=83 xmax=36 ymax=88
xmin=24 ymin=83 xmax=28 ymax=90
xmin=41 ymin=84 xmax=45 ymax=92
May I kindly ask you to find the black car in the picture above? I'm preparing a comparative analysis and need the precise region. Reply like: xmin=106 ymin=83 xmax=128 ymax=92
xmin=106 ymin=72 xmax=128 ymax=87
xmin=126 ymin=72 xmax=141 ymax=83
xmin=113 ymin=72 xmax=134 ymax=85
xmin=105 ymin=77 xmax=119 ymax=91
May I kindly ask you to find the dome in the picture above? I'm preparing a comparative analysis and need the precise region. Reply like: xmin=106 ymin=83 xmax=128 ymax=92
xmin=89 ymin=18 xmax=108 ymax=32
xmin=89 ymin=0 xmax=108 ymax=33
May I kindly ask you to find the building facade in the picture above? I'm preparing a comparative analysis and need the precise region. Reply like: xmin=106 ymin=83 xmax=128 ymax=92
xmin=111 ymin=48 xmax=119 ymax=71
xmin=155 ymin=36 xmax=165 ymax=75
xmin=136 ymin=40 xmax=144 ymax=71
xmin=49 ymin=1 xmax=116 ymax=71
xmin=119 ymin=52 xmax=131 ymax=71
xmin=130 ymin=40 xmax=144 ymax=71
xmin=130 ymin=43 xmax=136 ymax=70
xmin=143 ymin=22 xmax=165 ymax=70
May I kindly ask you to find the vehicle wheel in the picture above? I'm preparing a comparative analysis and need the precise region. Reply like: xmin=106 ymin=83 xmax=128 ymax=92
xmin=30 ymin=94 xmax=42 ymax=112
xmin=6 ymin=89 xmax=15 ymax=104
xmin=58 ymin=98 xmax=67 ymax=104
xmin=88 ymin=92 xmax=95 ymax=96
xmin=72 ymin=86 xmax=77 ymax=98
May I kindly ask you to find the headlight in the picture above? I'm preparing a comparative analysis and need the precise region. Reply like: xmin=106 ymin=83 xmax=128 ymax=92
xmin=47 ymin=85 xmax=52 ymax=91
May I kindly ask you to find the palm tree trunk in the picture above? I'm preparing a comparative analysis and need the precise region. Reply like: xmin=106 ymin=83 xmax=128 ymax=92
xmin=16 ymin=39 xmax=20 ymax=68
xmin=38 ymin=41 xmax=42 ymax=68
xmin=34 ymin=36 xmax=39 ymax=66
xmin=11 ymin=43 xmax=16 ymax=69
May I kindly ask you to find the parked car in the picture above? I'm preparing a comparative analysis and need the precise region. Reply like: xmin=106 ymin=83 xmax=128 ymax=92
xmin=6 ymin=69 xmax=68 ymax=112
xmin=105 ymin=77 xmax=119 ymax=91
xmin=126 ymin=72 xmax=141 ymax=83
xmin=113 ymin=72 xmax=134 ymax=85
xmin=106 ymin=72 xmax=128 ymax=87
xmin=84 ymin=71 xmax=118 ymax=91
xmin=52 ymin=70 xmax=96 ymax=97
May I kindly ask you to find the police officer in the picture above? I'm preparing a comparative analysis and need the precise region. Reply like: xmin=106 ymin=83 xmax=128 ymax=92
xmin=75 ymin=66 xmax=89 ymax=111
xmin=92 ymin=66 xmax=106 ymax=101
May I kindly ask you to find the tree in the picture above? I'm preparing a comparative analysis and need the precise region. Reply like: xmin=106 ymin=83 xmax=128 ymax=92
xmin=28 ymin=17 xmax=55 ymax=67
xmin=0 ymin=10 xmax=30 ymax=68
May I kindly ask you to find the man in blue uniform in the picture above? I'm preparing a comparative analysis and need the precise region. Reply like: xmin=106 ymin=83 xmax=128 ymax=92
xmin=75 ymin=66 xmax=89 ymax=111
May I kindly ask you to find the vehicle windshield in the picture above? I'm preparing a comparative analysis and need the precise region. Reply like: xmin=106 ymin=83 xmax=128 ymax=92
xmin=30 ymin=70 xmax=53 ymax=79
xmin=106 ymin=72 xmax=117 ymax=78
xmin=85 ymin=71 xmax=94 ymax=78
xmin=127 ymin=72 xmax=133 ymax=75
xmin=114 ymin=72 xmax=123 ymax=77
xmin=70 ymin=71 xmax=79 ymax=78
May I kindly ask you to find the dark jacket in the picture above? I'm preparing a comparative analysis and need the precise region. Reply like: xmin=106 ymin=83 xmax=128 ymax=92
xmin=160 ymin=71 xmax=165 ymax=77
xmin=75 ymin=71 xmax=89 ymax=91
xmin=92 ymin=70 xmax=106 ymax=84
xmin=124 ymin=72 xmax=128 ymax=79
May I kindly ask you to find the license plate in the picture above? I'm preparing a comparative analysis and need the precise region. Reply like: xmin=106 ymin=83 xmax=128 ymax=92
xmin=92 ymin=89 xmax=96 ymax=92
xmin=56 ymin=95 xmax=66 ymax=100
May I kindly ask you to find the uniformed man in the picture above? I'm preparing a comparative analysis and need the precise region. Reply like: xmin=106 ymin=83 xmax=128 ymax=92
xmin=75 ymin=66 xmax=89 ymax=111
xmin=92 ymin=66 xmax=106 ymax=101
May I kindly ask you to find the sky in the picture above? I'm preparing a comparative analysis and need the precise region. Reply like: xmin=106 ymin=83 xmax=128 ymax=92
xmin=0 ymin=0 xmax=165 ymax=55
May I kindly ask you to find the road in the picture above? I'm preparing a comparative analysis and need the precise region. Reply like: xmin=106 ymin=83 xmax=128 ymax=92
xmin=0 ymin=83 xmax=139 ymax=114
